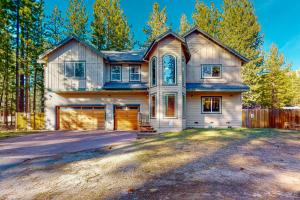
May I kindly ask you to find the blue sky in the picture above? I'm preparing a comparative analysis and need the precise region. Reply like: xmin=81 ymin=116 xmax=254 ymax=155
xmin=45 ymin=0 xmax=300 ymax=70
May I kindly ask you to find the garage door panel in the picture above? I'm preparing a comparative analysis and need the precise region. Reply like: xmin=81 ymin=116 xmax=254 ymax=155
xmin=114 ymin=107 xmax=138 ymax=130
xmin=58 ymin=107 xmax=105 ymax=130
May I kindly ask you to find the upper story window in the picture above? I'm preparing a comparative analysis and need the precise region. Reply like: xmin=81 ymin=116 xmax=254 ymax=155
xmin=64 ymin=61 xmax=85 ymax=79
xmin=129 ymin=65 xmax=141 ymax=81
xmin=162 ymin=54 xmax=177 ymax=85
xmin=111 ymin=65 xmax=122 ymax=81
xmin=150 ymin=57 xmax=157 ymax=86
xmin=202 ymin=96 xmax=222 ymax=114
xmin=201 ymin=64 xmax=222 ymax=78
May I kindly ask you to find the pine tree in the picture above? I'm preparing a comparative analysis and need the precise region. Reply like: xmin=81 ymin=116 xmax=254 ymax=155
xmin=179 ymin=14 xmax=191 ymax=35
xmin=219 ymin=0 xmax=263 ymax=107
xmin=257 ymin=45 xmax=293 ymax=108
xmin=192 ymin=0 xmax=220 ymax=37
xmin=66 ymin=0 xmax=88 ymax=39
xmin=45 ymin=5 xmax=65 ymax=47
xmin=143 ymin=2 xmax=168 ymax=44
xmin=92 ymin=0 xmax=132 ymax=50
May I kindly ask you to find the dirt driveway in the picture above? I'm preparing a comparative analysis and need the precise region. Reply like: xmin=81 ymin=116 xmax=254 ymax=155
xmin=0 ymin=130 xmax=136 ymax=170
xmin=0 ymin=128 xmax=299 ymax=200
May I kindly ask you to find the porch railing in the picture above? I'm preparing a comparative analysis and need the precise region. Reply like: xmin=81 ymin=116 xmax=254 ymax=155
xmin=138 ymin=112 xmax=150 ymax=126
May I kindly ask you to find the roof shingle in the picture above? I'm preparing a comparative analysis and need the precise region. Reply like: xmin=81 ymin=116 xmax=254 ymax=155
xmin=186 ymin=83 xmax=249 ymax=92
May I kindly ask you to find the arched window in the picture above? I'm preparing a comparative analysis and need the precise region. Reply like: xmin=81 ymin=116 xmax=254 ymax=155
xmin=150 ymin=57 xmax=157 ymax=86
xmin=162 ymin=54 xmax=176 ymax=85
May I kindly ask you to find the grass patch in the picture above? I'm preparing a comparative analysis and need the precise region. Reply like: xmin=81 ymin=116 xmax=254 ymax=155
xmin=0 ymin=130 xmax=43 ymax=140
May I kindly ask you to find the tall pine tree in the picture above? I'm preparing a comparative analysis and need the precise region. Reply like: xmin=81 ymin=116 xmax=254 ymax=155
xmin=192 ymin=0 xmax=220 ymax=37
xmin=66 ymin=0 xmax=88 ymax=39
xmin=257 ymin=45 xmax=294 ymax=108
xmin=143 ymin=2 xmax=168 ymax=44
xmin=179 ymin=14 xmax=191 ymax=35
xmin=219 ymin=0 xmax=263 ymax=107
xmin=45 ymin=5 xmax=65 ymax=47
xmin=92 ymin=0 xmax=132 ymax=50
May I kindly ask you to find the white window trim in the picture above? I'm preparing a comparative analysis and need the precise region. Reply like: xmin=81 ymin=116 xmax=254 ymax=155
xmin=163 ymin=93 xmax=178 ymax=118
xmin=201 ymin=96 xmax=222 ymax=114
xmin=201 ymin=64 xmax=222 ymax=79
xmin=162 ymin=54 xmax=177 ymax=85
xmin=64 ymin=61 xmax=86 ymax=79
xmin=150 ymin=93 xmax=157 ymax=118
xmin=110 ymin=65 xmax=122 ymax=82
xmin=150 ymin=57 xmax=157 ymax=87
xmin=129 ymin=65 xmax=141 ymax=82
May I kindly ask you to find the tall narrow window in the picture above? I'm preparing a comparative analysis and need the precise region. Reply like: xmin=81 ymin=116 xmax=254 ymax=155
xmin=150 ymin=57 xmax=157 ymax=86
xmin=163 ymin=55 xmax=176 ymax=85
xmin=202 ymin=97 xmax=222 ymax=113
xmin=164 ymin=93 xmax=177 ymax=118
xmin=182 ymin=63 xmax=186 ymax=86
xmin=182 ymin=93 xmax=186 ymax=118
xmin=111 ymin=65 xmax=121 ymax=81
xmin=64 ymin=61 xmax=85 ymax=78
xmin=150 ymin=94 xmax=156 ymax=118
xmin=129 ymin=65 xmax=141 ymax=81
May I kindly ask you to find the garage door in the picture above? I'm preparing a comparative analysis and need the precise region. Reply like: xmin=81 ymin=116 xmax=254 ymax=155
xmin=114 ymin=106 xmax=139 ymax=130
xmin=58 ymin=106 xmax=105 ymax=130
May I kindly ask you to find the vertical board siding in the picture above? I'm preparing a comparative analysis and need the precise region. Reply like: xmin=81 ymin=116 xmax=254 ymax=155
xmin=186 ymin=92 xmax=242 ymax=128
xmin=47 ymin=39 xmax=104 ymax=91
xmin=242 ymin=109 xmax=300 ymax=129
xmin=186 ymin=32 xmax=242 ymax=84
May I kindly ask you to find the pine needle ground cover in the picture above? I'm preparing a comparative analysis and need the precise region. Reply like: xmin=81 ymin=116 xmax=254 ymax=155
xmin=0 ymin=128 xmax=299 ymax=199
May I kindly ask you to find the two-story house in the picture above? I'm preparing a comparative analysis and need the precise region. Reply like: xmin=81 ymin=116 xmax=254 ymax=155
xmin=38 ymin=27 xmax=249 ymax=133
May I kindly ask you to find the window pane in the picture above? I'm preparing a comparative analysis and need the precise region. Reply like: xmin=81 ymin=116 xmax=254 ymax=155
xmin=130 ymin=66 xmax=139 ymax=73
xmin=212 ymin=66 xmax=221 ymax=77
xmin=202 ymin=65 xmax=211 ymax=78
xmin=112 ymin=73 xmax=121 ymax=81
xmin=130 ymin=74 xmax=140 ymax=81
xmin=163 ymin=55 xmax=176 ymax=85
xmin=165 ymin=94 xmax=176 ymax=117
xmin=65 ymin=63 xmax=74 ymax=77
xmin=111 ymin=66 xmax=121 ymax=73
xmin=212 ymin=97 xmax=220 ymax=112
xmin=151 ymin=58 xmax=156 ymax=86
xmin=75 ymin=63 xmax=85 ymax=78
xmin=151 ymin=95 xmax=156 ymax=118
xmin=203 ymin=97 xmax=211 ymax=112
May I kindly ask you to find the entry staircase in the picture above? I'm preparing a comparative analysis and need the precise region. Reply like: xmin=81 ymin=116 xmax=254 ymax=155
xmin=138 ymin=113 xmax=156 ymax=133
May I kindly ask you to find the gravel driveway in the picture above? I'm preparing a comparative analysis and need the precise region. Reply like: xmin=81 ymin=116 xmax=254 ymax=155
xmin=0 ymin=130 xmax=137 ymax=170
xmin=0 ymin=128 xmax=299 ymax=200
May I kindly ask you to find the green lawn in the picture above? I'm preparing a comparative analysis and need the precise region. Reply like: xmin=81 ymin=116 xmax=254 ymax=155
xmin=0 ymin=130 xmax=43 ymax=140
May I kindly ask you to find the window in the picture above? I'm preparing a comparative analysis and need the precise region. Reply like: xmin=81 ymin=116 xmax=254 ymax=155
xmin=163 ymin=55 xmax=176 ymax=85
xmin=64 ymin=61 xmax=85 ymax=78
xmin=129 ymin=65 xmax=141 ymax=81
xmin=164 ymin=93 xmax=177 ymax=118
xmin=202 ymin=97 xmax=222 ymax=113
xmin=182 ymin=63 xmax=186 ymax=86
xmin=201 ymin=64 xmax=222 ymax=78
xmin=111 ymin=65 xmax=121 ymax=81
xmin=150 ymin=94 xmax=156 ymax=118
xmin=150 ymin=57 xmax=157 ymax=86
xmin=182 ymin=94 xmax=186 ymax=118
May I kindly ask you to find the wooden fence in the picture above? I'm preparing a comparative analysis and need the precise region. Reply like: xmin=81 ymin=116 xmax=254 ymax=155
xmin=242 ymin=109 xmax=300 ymax=129
xmin=16 ymin=112 xmax=44 ymax=130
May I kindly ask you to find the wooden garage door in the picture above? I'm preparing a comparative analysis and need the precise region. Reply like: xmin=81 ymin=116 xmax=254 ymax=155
xmin=114 ymin=106 xmax=139 ymax=130
xmin=58 ymin=106 xmax=105 ymax=130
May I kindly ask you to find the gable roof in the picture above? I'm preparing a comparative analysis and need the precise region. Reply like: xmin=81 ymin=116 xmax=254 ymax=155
xmin=102 ymin=49 xmax=145 ymax=62
xmin=38 ymin=35 xmax=107 ymax=63
xmin=183 ymin=26 xmax=249 ymax=64
xmin=143 ymin=30 xmax=191 ymax=62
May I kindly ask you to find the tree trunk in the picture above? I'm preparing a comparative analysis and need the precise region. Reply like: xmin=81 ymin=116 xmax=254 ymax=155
xmin=15 ymin=0 xmax=20 ymax=113
xmin=33 ymin=66 xmax=37 ymax=129
xmin=25 ymin=27 xmax=30 ymax=113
